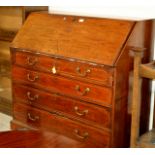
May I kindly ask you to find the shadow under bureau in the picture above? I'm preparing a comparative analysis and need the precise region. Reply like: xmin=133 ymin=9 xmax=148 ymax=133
xmin=10 ymin=12 xmax=152 ymax=147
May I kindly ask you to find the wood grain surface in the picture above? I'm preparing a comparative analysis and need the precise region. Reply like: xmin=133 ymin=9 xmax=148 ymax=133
xmin=13 ymin=84 xmax=112 ymax=129
xmin=11 ymin=13 xmax=135 ymax=66
xmin=12 ymin=65 xmax=113 ymax=107
xmin=13 ymin=102 xmax=111 ymax=147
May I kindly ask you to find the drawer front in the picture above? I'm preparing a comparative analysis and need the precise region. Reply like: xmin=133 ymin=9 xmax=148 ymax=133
xmin=13 ymin=84 xmax=111 ymax=129
xmin=13 ymin=103 xmax=111 ymax=147
xmin=13 ymin=51 xmax=114 ymax=86
xmin=12 ymin=66 xmax=113 ymax=107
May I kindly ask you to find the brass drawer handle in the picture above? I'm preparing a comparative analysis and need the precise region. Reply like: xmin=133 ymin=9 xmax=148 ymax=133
xmin=27 ymin=57 xmax=38 ymax=66
xmin=74 ymin=129 xmax=89 ymax=139
xmin=76 ymin=67 xmax=91 ymax=77
xmin=27 ymin=112 xmax=39 ymax=122
xmin=27 ymin=92 xmax=39 ymax=101
xmin=27 ymin=73 xmax=39 ymax=82
xmin=75 ymin=85 xmax=90 ymax=96
xmin=74 ymin=106 xmax=88 ymax=116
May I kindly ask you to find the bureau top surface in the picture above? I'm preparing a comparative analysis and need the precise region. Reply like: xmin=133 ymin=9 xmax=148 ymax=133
xmin=11 ymin=12 xmax=135 ymax=66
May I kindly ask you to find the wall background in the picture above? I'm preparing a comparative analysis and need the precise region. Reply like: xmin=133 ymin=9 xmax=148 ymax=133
xmin=49 ymin=0 xmax=155 ymax=20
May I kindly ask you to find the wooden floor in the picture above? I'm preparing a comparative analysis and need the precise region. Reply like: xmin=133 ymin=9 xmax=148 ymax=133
xmin=0 ymin=112 xmax=12 ymax=131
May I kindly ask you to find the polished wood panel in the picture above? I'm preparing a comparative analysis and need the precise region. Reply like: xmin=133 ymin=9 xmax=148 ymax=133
xmin=12 ymin=66 xmax=113 ymax=107
xmin=13 ymin=103 xmax=111 ymax=147
xmin=13 ymin=84 xmax=111 ymax=129
xmin=0 ymin=130 xmax=91 ymax=148
xmin=13 ymin=51 xmax=114 ymax=86
xmin=111 ymin=46 xmax=131 ymax=147
xmin=11 ymin=13 xmax=135 ymax=66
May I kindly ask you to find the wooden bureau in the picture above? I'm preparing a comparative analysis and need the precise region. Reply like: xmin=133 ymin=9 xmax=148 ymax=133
xmin=10 ymin=12 xmax=153 ymax=147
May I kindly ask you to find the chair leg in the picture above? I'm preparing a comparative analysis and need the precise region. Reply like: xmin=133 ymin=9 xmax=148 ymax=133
xmin=130 ymin=51 xmax=143 ymax=147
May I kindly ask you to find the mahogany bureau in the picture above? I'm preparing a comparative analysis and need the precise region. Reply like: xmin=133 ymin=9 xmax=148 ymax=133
xmin=10 ymin=12 xmax=152 ymax=147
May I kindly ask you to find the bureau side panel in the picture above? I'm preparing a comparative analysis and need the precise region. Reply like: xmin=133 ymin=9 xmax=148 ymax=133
xmin=112 ymin=47 xmax=130 ymax=147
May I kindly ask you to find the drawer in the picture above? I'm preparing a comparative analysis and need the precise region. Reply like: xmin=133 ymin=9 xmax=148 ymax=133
xmin=12 ymin=66 xmax=113 ymax=107
xmin=13 ymin=84 xmax=111 ymax=129
xmin=13 ymin=103 xmax=111 ymax=147
xmin=13 ymin=51 xmax=114 ymax=86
